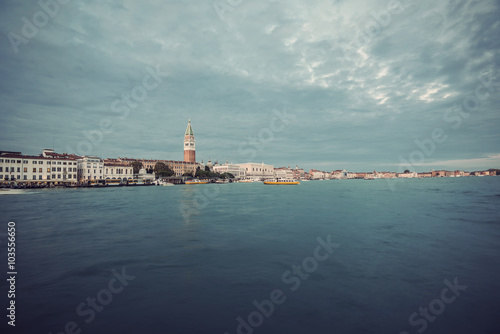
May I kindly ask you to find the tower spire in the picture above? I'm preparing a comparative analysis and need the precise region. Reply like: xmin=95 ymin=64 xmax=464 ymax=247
xmin=184 ymin=119 xmax=196 ymax=163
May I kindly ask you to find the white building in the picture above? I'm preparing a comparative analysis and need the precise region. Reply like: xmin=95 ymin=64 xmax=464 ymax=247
xmin=274 ymin=167 xmax=294 ymax=179
xmin=104 ymin=163 xmax=133 ymax=181
xmin=309 ymin=169 xmax=331 ymax=180
xmin=397 ymin=171 xmax=418 ymax=178
xmin=236 ymin=162 xmax=274 ymax=180
xmin=77 ymin=156 xmax=104 ymax=181
xmin=0 ymin=150 xmax=78 ymax=184
xmin=213 ymin=164 xmax=246 ymax=179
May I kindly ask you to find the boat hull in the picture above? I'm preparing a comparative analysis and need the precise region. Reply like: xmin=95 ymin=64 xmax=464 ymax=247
xmin=263 ymin=181 xmax=300 ymax=185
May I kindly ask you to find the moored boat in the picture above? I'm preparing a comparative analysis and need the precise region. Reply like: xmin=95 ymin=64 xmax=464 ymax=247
xmin=185 ymin=179 xmax=209 ymax=185
xmin=263 ymin=178 xmax=300 ymax=185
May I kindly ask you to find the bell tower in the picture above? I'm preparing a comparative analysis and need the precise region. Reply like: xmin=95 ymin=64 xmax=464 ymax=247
xmin=183 ymin=119 xmax=196 ymax=163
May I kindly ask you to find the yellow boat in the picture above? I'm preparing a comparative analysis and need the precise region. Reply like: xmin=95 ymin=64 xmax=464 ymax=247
xmin=185 ymin=179 xmax=209 ymax=185
xmin=263 ymin=178 xmax=300 ymax=185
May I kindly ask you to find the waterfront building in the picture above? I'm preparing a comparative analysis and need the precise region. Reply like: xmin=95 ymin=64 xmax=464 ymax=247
xmin=184 ymin=119 xmax=196 ymax=163
xmin=309 ymin=169 xmax=331 ymax=180
xmin=331 ymin=169 xmax=348 ymax=179
xmin=236 ymin=162 xmax=274 ymax=180
xmin=397 ymin=171 xmax=418 ymax=178
xmin=213 ymin=164 xmax=246 ymax=179
xmin=77 ymin=156 xmax=104 ymax=181
xmin=274 ymin=167 xmax=294 ymax=179
xmin=104 ymin=162 xmax=133 ymax=181
xmin=0 ymin=149 xmax=78 ymax=184
xmin=431 ymin=170 xmax=447 ymax=177
xmin=116 ymin=158 xmax=198 ymax=177
xmin=292 ymin=166 xmax=305 ymax=180
xmin=135 ymin=168 xmax=156 ymax=183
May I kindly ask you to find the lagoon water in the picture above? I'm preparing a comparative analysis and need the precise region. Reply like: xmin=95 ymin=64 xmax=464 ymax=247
xmin=1 ymin=177 xmax=500 ymax=334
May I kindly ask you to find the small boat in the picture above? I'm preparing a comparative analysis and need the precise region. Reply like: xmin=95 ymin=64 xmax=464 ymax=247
xmin=185 ymin=179 xmax=209 ymax=185
xmin=263 ymin=178 xmax=300 ymax=185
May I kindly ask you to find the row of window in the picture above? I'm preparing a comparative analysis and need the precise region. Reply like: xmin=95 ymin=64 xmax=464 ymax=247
xmin=1 ymin=174 xmax=75 ymax=180
xmin=0 ymin=159 xmax=77 ymax=165
xmin=0 ymin=167 xmax=77 ymax=173
xmin=106 ymin=168 xmax=129 ymax=174
xmin=248 ymin=168 xmax=271 ymax=172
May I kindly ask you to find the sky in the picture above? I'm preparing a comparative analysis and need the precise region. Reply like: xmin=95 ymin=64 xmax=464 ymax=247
xmin=0 ymin=0 xmax=499 ymax=172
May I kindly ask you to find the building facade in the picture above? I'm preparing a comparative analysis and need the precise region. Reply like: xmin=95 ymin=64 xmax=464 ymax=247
xmin=0 ymin=150 xmax=78 ymax=184
xmin=77 ymin=156 xmax=104 ymax=181
xmin=213 ymin=164 xmax=246 ymax=179
xmin=274 ymin=167 xmax=294 ymax=179
xmin=104 ymin=163 xmax=133 ymax=181
xmin=236 ymin=163 xmax=274 ymax=180
xmin=184 ymin=119 xmax=196 ymax=163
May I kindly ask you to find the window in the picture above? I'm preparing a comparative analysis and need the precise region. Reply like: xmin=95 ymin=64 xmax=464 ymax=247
xmin=47 ymin=168 xmax=50 ymax=173
xmin=39 ymin=161 xmax=43 ymax=164
xmin=106 ymin=169 xmax=108 ymax=174
xmin=39 ymin=175 xmax=42 ymax=180
xmin=58 ymin=174 xmax=61 ymax=179
xmin=63 ymin=162 xmax=67 ymax=165
xmin=33 ymin=161 xmax=37 ymax=164
xmin=33 ymin=176 xmax=37 ymax=180
xmin=88 ymin=169 xmax=90 ymax=174
xmin=17 ymin=160 xmax=21 ymax=163
xmin=68 ymin=174 xmax=71 ymax=179
xmin=17 ymin=175 xmax=20 ymax=180
xmin=5 ymin=159 xmax=9 ymax=163
xmin=0 ymin=159 xmax=3 ymax=162
xmin=39 ymin=168 xmax=42 ymax=173
xmin=0 ymin=167 xmax=2 ymax=172
xmin=52 ymin=174 xmax=56 ymax=179
xmin=57 ymin=167 xmax=61 ymax=172
xmin=47 ymin=175 xmax=50 ymax=180
xmin=33 ymin=168 xmax=36 ymax=173
xmin=52 ymin=167 xmax=56 ymax=172
xmin=47 ymin=161 xmax=51 ymax=165
xmin=23 ymin=175 xmax=27 ymax=180
xmin=17 ymin=167 xmax=20 ymax=172
xmin=57 ymin=162 xmax=61 ymax=165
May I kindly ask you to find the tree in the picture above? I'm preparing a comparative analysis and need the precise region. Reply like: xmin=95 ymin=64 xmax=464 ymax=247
xmin=205 ymin=165 xmax=210 ymax=172
xmin=220 ymin=172 xmax=235 ymax=179
xmin=154 ymin=162 xmax=175 ymax=177
xmin=183 ymin=172 xmax=193 ymax=177
xmin=158 ymin=170 xmax=175 ymax=177
xmin=154 ymin=162 xmax=168 ymax=173
xmin=404 ymin=169 xmax=410 ymax=173
xmin=131 ymin=161 xmax=143 ymax=174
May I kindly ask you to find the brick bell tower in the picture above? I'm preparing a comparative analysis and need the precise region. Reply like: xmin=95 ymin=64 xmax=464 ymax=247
xmin=183 ymin=119 xmax=196 ymax=163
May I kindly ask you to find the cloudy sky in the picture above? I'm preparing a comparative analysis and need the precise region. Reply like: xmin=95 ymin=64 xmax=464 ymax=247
xmin=1 ymin=0 xmax=499 ymax=171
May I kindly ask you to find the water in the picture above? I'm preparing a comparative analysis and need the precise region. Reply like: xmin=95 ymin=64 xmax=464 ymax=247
xmin=0 ymin=177 xmax=499 ymax=334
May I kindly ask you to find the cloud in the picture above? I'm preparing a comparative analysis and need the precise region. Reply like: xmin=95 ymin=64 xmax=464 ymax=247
xmin=0 ymin=0 xmax=499 ymax=171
